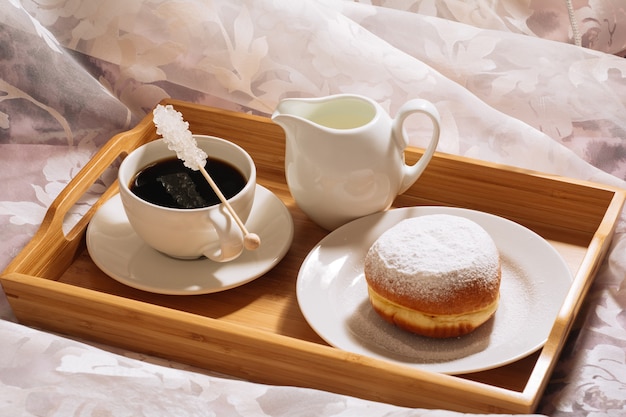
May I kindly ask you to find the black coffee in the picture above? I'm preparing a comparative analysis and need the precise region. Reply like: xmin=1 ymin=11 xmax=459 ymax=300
xmin=130 ymin=156 xmax=247 ymax=209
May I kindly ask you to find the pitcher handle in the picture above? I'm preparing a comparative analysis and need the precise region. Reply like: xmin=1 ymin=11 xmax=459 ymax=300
xmin=392 ymin=99 xmax=441 ymax=194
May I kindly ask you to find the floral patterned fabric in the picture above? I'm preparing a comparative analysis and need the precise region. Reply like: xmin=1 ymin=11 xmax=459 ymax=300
xmin=1 ymin=1 xmax=626 ymax=416
xmin=363 ymin=0 xmax=626 ymax=55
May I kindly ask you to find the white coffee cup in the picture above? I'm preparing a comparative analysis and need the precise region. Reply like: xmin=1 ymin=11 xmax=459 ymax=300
xmin=118 ymin=135 xmax=256 ymax=262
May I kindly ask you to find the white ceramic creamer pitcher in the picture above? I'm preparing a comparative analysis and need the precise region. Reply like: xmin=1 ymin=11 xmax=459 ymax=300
xmin=272 ymin=94 xmax=441 ymax=230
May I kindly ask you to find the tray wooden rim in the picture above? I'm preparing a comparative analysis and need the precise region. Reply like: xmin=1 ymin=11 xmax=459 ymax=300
xmin=2 ymin=98 xmax=624 ymax=414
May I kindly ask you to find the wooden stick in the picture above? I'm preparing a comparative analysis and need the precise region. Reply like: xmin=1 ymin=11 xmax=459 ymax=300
xmin=199 ymin=165 xmax=260 ymax=250
xmin=153 ymin=104 xmax=259 ymax=251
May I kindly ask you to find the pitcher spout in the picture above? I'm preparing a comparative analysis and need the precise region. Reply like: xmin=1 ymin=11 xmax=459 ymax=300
xmin=271 ymin=98 xmax=318 ymax=136
xmin=272 ymin=94 xmax=379 ymax=132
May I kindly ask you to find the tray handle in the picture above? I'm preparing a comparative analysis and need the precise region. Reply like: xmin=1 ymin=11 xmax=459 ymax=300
xmin=3 ymin=111 xmax=158 ymax=280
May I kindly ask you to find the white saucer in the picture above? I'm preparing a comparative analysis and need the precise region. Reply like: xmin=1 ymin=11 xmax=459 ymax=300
xmin=87 ymin=185 xmax=293 ymax=295
xmin=296 ymin=206 xmax=573 ymax=374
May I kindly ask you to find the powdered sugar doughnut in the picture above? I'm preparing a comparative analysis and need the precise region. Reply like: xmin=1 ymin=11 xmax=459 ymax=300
xmin=364 ymin=214 xmax=501 ymax=338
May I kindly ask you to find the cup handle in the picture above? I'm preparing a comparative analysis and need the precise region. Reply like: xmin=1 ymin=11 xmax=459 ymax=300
xmin=392 ymin=99 xmax=441 ymax=194
xmin=202 ymin=205 xmax=244 ymax=262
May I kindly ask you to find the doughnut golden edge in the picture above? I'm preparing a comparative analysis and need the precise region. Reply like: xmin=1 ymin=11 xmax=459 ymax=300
xmin=367 ymin=286 xmax=500 ymax=338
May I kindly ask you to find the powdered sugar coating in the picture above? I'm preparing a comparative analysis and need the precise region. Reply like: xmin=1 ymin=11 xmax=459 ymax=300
xmin=364 ymin=214 xmax=500 ymax=312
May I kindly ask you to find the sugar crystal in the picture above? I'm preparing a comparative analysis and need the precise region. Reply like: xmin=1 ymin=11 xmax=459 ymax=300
xmin=153 ymin=104 xmax=207 ymax=171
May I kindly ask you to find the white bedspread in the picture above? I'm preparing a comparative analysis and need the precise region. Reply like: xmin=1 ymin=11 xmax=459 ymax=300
xmin=2 ymin=1 xmax=626 ymax=416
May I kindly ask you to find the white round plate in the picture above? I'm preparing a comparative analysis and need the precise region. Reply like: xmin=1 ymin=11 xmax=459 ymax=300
xmin=296 ymin=206 xmax=573 ymax=375
xmin=87 ymin=185 xmax=293 ymax=295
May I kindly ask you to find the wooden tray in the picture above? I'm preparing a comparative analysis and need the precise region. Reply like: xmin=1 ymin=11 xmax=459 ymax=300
xmin=2 ymin=99 xmax=624 ymax=414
